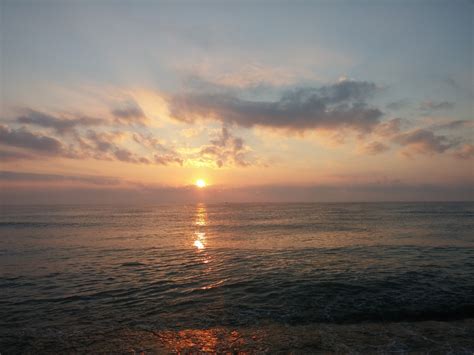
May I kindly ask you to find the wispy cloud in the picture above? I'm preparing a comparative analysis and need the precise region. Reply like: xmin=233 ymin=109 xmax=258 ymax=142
xmin=432 ymin=120 xmax=474 ymax=130
xmin=418 ymin=100 xmax=455 ymax=112
xmin=0 ymin=98 xmax=186 ymax=165
xmin=110 ymin=100 xmax=148 ymax=125
xmin=393 ymin=129 xmax=454 ymax=157
xmin=197 ymin=126 xmax=252 ymax=167
xmin=132 ymin=133 xmax=183 ymax=165
xmin=0 ymin=124 xmax=68 ymax=156
xmin=373 ymin=118 xmax=403 ymax=137
xmin=0 ymin=170 xmax=122 ymax=186
xmin=359 ymin=141 xmax=390 ymax=155
xmin=2 ymin=79 xmax=471 ymax=167
xmin=17 ymin=109 xmax=103 ymax=133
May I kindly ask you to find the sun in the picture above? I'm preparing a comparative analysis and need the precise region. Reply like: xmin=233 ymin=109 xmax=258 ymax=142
xmin=195 ymin=179 xmax=207 ymax=188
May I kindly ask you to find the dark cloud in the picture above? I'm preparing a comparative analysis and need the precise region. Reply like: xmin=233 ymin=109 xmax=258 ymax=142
xmin=0 ymin=124 xmax=64 ymax=154
xmin=0 ymin=171 xmax=121 ymax=186
xmin=17 ymin=110 xmax=103 ymax=133
xmin=13 ymin=104 xmax=147 ymax=133
xmin=360 ymin=141 xmax=390 ymax=155
xmin=370 ymin=118 xmax=470 ymax=157
xmin=198 ymin=127 xmax=251 ymax=167
xmin=114 ymin=148 xmax=148 ymax=164
xmin=393 ymin=129 xmax=454 ymax=156
xmin=317 ymin=80 xmax=378 ymax=103
xmin=418 ymin=100 xmax=455 ymax=111
xmin=111 ymin=101 xmax=147 ymax=125
xmin=169 ymin=79 xmax=383 ymax=133
xmin=85 ymin=130 xmax=123 ymax=153
xmin=0 ymin=124 xmax=183 ymax=166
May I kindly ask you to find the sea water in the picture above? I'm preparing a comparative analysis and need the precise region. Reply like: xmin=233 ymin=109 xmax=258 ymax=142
xmin=1 ymin=202 xmax=473 ymax=350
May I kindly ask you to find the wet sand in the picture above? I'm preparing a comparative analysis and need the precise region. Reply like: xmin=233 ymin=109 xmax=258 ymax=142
xmin=6 ymin=319 xmax=474 ymax=354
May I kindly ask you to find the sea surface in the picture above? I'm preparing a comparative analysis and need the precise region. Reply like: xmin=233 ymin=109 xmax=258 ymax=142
xmin=1 ymin=202 xmax=473 ymax=352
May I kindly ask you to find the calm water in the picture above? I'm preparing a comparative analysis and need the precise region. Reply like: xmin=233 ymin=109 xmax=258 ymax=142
xmin=1 ymin=202 xmax=473 ymax=344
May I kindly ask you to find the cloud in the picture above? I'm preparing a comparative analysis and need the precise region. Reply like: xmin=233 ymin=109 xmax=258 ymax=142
xmin=111 ymin=101 xmax=147 ymax=125
xmin=0 ymin=170 xmax=121 ymax=186
xmin=0 ymin=124 xmax=66 ymax=155
xmin=169 ymin=78 xmax=465 ymax=160
xmin=418 ymin=100 xmax=455 ymax=111
xmin=197 ymin=126 xmax=251 ymax=167
xmin=132 ymin=133 xmax=183 ymax=165
xmin=13 ymin=103 xmax=148 ymax=134
xmin=17 ymin=109 xmax=103 ymax=133
xmin=359 ymin=141 xmax=390 ymax=155
xmin=180 ymin=127 xmax=203 ymax=138
xmin=113 ymin=148 xmax=150 ymax=164
xmin=393 ymin=129 xmax=454 ymax=156
xmin=374 ymin=118 xmax=402 ymax=137
xmin=366 ymin=118 xmax=470 ymax=158
xmin=169 ymin=79 xmax=383 ymax=133
xmin=0 ymin=124 xmax=183 ymax=166
xmin=85 ymin=130 xmax=126 ymax=153
xmin=153 ymin=154 xmax=182 ymax=165
xmin=317 ymin=80 xmax=378 ymax=103
xmin=84 ymin=130 xmax=183 ymax=165
xmin=452 ymin=144 xmax=474 ymax=160
xmin=433 ymin=120 xmax=474 ymax=130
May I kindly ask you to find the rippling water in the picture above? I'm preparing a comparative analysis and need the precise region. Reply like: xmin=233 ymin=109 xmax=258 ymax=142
xmin=1 ymin=202 xmax=473 ymax=350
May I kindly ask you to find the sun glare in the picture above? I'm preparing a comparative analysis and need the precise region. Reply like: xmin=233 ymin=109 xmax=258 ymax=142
xmin=196 ymin=179 xmax=207 ymax=188
xmin=193 ymin=239 xmax=204 ymax=249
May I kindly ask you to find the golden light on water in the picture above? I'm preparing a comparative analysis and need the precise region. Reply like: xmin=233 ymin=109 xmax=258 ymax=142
xmin=193 ymin=204 xmax=208 ymax=250
xmin=195 ymin=179 xmax=206 ymax=188
xmin=194 ymin=231 xmax=206 ymax=250
xmin=193 ymin=239 xmax=205 ymax=249
xmin=195 ymin=204 xmax=208 ymax=226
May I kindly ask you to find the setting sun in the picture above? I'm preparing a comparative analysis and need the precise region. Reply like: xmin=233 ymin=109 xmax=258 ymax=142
xmin=195 ymin=179 xmax=207 ymax=188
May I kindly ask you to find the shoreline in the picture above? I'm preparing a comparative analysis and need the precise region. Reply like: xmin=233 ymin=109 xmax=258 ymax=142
xmin=4 ymin=318 xmax=474 ymax=354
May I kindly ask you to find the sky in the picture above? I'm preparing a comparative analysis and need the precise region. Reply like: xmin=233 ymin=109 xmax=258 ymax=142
xmin=0 ymin=0 xmax=473 ymax=203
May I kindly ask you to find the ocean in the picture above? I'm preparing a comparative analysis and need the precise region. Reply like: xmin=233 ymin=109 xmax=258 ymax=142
xmin=1 ymin=202 xmax=473 ymax=353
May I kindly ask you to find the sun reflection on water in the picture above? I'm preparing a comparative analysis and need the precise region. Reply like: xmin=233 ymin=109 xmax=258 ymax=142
xmin=193 ymin=204 xmax=208 ymax=250
xmin=195 ymin=205 xmax=208 ymax=226
xmin=193 ymin=239 xmax=204 ymax=249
